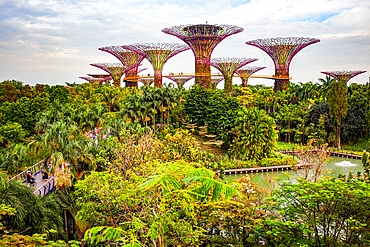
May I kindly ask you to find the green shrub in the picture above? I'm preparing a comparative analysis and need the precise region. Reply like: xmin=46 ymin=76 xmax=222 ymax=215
xmin=184 ymin=85 xmax=240 ymax=147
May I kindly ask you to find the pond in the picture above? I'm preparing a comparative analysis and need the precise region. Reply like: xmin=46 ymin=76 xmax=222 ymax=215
xmin=224 ymin=156 xmax=364 ymax=186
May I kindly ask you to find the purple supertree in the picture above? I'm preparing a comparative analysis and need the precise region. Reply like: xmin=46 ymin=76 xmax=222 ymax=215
xmin=245 ymin=37 xmax=320 ymax=92
xmin=162 ymin=24 xmax=244 ymax=88
xmin=139 ymin=78 xmax=154 ymax=87
xmin=87 ymin=74 xmax=111 ymax=79
xmin=79 ymin=76 xmax=110 ymax=85
xmin=211 ymin=76 xmax=224 ymax=89
xmin=321 ymin=70 xmax=367 ymax=84
xmin=90 ymin=63 xmax=138 ymax=87
xmin=166 ymin=76 xmax=194 ymax=89
xmin=99 ymin=46 xmax=146 ymax=88
xmin=122 ymin=43 xmax=190 ymax=88
xmin=198 ymin=57 xmax=258 ymax=94
xmin=236 ymin=66 xmax=266 ymax=87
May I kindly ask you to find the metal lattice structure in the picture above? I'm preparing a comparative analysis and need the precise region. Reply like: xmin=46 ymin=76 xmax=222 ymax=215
xmin=245 ymin=37 xmax=320 ymax=92
xmin=79 ymin=76 xmax=110 ymax=85
xmin=87 ymin=74 xmax=111 ymax=79
xmin=211 ymin=76 xmax=224 ymax=89
xmin=321 ymin=70 xmax=367 ymax=83
xmin=162 ymin=24 xmax=244 ymax=88
xmin=139 ymin=78 xmax=154 ymax=87
xmin=166 ymin=76 xmax=194 ymax=89
xmin=198 ymin=57 xmax=258 ymax=93
xmin=99 ymin=46 xmax=146 ymax=88
xmin=90 ymin=63 xmax=138 ymax=87
xmin=236 ymin=66 xmax=266 ymax=87
xmin=122 ymin=43 xmax=190 ymax=88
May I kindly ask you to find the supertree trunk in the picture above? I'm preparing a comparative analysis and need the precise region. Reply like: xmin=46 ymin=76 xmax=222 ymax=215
xmin=241 ymin=77 xmax=249 ymax=87
xmin=154 ymin=69 xmax=163 ymax=88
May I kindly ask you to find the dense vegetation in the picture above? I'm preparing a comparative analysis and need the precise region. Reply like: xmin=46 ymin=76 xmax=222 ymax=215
xmin=0 ymin=77 xmax=369 ymax=246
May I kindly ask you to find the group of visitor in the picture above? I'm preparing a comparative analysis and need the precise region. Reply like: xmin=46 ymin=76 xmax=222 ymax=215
xmin=26 ymin=165 xmax=49 ymax=187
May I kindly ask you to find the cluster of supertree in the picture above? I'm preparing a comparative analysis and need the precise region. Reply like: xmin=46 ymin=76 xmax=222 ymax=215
xmin=79 ymin=22 xmax=366 ymax=92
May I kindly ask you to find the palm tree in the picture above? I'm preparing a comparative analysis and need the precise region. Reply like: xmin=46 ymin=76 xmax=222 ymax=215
xmin=1 ymin=144 xmax=29 ymax=175
xmin=0 ymin=172 xmax=64 ymax=236
xmin=318 ymin=75 xmax=336 ymax=102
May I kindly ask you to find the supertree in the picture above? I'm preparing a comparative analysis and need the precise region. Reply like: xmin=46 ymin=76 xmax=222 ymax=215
xmin=99 ymin=46 xmax=146 ymax=88
xmin=198 ymin=57 xmax=258 ymax=94
xmin=139 ymin=78 xmax=154 ymax=87
xmin=166 ymin=76 xmax=194 ymax=89
xmin=211 ymin=76 xmax=224 ymax=89
xmin=321 ymin=70 xmax=367 ymax=84
xmin=79 ymin=76 xmax=110 ymax=85
xmin=87 ymin=74 xmax=111 ymax=79
xmin=245 ymin=37 xmax=320 ymax=92
xmin=90 ymin=63 xmax=138 ymax=87
xmin=122 ymin=43 xmax=190 ymax=88
xmin=162 ymin=24 xmax=244 ymax=88
xmin=236 ymin=66 xmax=266 ymax=87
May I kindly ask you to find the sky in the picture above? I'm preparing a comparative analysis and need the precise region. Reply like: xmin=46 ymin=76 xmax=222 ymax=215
xmin=0 ymin=0 xmax=369 ymax=88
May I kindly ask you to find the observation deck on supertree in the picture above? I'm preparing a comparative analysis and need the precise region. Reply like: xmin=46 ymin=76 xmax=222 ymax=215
xmin=211 ymin=76 xmax=224 ymax=89
xmin=236 ymin=66 xmax=266 ymax=87
xmin=198 ymin=57 xmax=258 ymax=94
xmin=90 ymin=63 xmax=138 ymax=87
xmin=99 ymin=46 xmax=146 ymax=88
xmin=166 ymin=76 xmax=194 ymax=89
xmin=162 ymin=24 xmax=244 ymax=88
xmin=122 ymin=43 xmax=190 ymax=88
xmin=320 ymin=70 xmax=367 ymax=84
xmin=245 ymin=37 xmax=320 ymax=92
xmin=79 ymin=76 xmax=110 ymax=85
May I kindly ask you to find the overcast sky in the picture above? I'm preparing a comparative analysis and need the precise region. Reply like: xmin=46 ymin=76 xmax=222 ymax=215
xmin=0 ymin=0 xmax=369 ymax=88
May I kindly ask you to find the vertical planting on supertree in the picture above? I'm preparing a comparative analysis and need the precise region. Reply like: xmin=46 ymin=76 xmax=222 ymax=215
xmin=321 ymin=70 xmax=367 ymax=84
xmin=122 ymin=43 xmax=190 ymax=88
xmin=162 ymin=24 xmax=244 ymax=88
xmin=99 ymin=46 xmax=146 ymax=88
xmin=236 ymin=66 xmax=266 ymax=87
xmin=198 ymin=57 xmax=258 ymax=94
xmin=166 ymin=76 xmax=194 ymax=89
xmin=246 ymin=37 xmax=320 ymax=92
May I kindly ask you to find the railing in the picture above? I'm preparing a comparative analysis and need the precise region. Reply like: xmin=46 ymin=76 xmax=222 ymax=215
xmin=9 ymin=160 xmax=44 ymax=182
xmin=34 ymin=177 xmax=56 ymax=196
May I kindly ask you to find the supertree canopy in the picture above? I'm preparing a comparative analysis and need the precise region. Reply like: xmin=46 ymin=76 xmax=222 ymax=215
xmin=122 ymin=43 xmax=190 ymax=88
xmin=162 ymin=24 xmax=244 ymax=88
xmin=236 ymin=66 xmax=266 ymax=87
xmin=166 ymin=76 xmax=194 ymax=89
xmin=139 ymin=78 xmax=154 ymax=87
xmin=79 ymin=76 xmax=110 ymax=85
xmin=198 ymin=57 xmax=258 ymax=93
xmin=99 ymin=46 xmax=146 ymax=88
xmin=90 ymin=63 xmax=138 ymax=87
xmin=245 ymin=37 xmax=320 ymax=92
xmin=211 ymin=76 xmax=224 ymax=89
xmin=87 ymin=74 xmax=111 ymax=79
xmin=321 ymin=70 xmax=367 ymax=83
